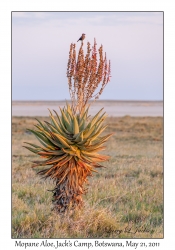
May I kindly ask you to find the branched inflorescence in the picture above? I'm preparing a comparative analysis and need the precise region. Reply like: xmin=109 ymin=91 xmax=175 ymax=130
xmin=67 ymin=39 xmax=111 ymax=114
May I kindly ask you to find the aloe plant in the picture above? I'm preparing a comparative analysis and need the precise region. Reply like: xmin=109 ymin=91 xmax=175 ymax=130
xmin=24 ymin=38 xmax=112 ymax=212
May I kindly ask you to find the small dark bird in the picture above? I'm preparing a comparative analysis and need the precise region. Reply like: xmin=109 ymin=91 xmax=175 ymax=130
xmin=77 ymin=33 xmax=86 ymax=42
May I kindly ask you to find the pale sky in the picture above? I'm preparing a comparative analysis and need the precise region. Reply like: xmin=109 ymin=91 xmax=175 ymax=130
xmin=12 ymin=11 xmax=163 ymax=101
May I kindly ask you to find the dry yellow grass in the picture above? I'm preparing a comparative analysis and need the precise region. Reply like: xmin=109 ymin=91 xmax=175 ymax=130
xmin=12 ymin=115 xmax=163 ymax=238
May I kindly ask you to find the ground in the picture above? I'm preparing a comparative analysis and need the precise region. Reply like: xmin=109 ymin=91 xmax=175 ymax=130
xmin=12 ymin=115 xmax=163 ymax=238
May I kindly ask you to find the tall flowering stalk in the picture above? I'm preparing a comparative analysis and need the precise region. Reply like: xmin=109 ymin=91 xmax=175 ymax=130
xmin=67 ymin=39 xmax=111 ymax=114
xmin=24 ymin=38 xmax=112 ymax=213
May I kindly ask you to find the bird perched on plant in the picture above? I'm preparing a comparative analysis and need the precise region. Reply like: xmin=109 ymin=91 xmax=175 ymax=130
xmin=77 ymin=33 xmax=86 ymax=42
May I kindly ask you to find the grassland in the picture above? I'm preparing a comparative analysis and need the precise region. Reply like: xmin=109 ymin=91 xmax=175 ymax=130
xmin=12 ymin=115 xmax=163 ymax=238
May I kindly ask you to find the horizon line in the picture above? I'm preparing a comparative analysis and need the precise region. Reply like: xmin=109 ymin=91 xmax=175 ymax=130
xmin=12 ymin=99 xmax=163 ymax=102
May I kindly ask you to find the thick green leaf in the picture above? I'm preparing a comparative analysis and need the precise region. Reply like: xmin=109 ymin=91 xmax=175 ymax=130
xmin=23 ymin=142 xmax=41 ymax=149
xmin=23 ymin=146 xmax=40 ymax=154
